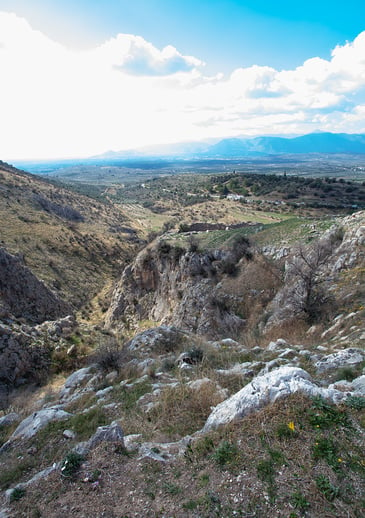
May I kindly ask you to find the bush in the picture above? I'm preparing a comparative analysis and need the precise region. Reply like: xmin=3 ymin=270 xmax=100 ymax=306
xmin=92 ymin=336 xmax=126 ymax=373
xmin=157 ymin=240 xmax=171 ymax=255
xmin=212 ymin=440 xmax=238 ymax=467
xmin=60 ymin=452 xmax=85 ymax=478
xmin=9 ymin=487 xmax=26 ymax=502
xmin=232 ymin=235 xmax=252 ymax=262
xmin=219 ymin=258 xmax=238 ymax=276
xmin=286 ymin=239 xmax=337 ymax=323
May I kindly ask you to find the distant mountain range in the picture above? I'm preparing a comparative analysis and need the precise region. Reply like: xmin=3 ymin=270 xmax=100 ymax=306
xmin=96 ymin=132 xmax=365 ymax=159
xmin=206 ymin=133 xmax=365 ymax=157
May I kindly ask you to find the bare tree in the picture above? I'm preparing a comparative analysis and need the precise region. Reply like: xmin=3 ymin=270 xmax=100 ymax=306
xmin=287 ymin=238 xmax=336 ymax=323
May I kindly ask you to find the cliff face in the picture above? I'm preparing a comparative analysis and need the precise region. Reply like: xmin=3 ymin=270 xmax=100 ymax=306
xmin=263 ymin=211 xmax=365 ymax=331
xmin=105 ymin=242 xmax=247 ymax=339
xmin=105 ymin=212 xmax=365 ymax=341
xmin=0 ymin=247 xmax=71 ymax=324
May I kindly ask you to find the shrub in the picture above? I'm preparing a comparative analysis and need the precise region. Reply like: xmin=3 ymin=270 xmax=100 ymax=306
xmin=188 ymin=235 xmax=199 ymax=252
xmin=232 ymin=235 xmax=252 ymax=262
xmin=186 ymin=346 xmax=204 ymax=364
xmin=212 ymin=440 xmax=238 ymax=467
xmin=345 ymin=395 xmax=365 ymax=410
xmin=91 ymin=336 xmax=126 ymax=373
xmin=9 ymin=487 xmax=26 ymax=502
xmin=60 ymin=452 xmax=85 ymax=478
xmin=286 ymin=239 xmax=337 ymax=323
xmin=219 ymin=258 xmax=238 ymax=276
xmin=157 ymin=240 xmax=171 ymax=255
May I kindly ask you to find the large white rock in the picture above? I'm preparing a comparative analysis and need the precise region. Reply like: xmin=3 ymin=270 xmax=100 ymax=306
xmin=315 ymin=348 xmax=365 ymax=372
xmin=203 ymin=366 xmax=347 ymax=431
xmin=351 ymin=375 xmax=365 ymax=395
xmin=60 ymin=366 xmax=94 ymax=398
xmin=8 ymin=408 xmax=71 ymax=440
xmin=87 ymin=420 xmax=124 ymax=450
xmin=0 ymin=413 xmax=19 ymax=427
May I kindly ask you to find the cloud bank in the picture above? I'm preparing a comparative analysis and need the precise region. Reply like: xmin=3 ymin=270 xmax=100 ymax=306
xmin=1 ymin=11 xmax=365 ymax=159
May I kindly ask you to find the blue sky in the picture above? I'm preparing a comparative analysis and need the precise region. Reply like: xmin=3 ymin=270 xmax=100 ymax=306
xmin=0 ymin=0 xmax=365 ymax=159
xmin=2 ymin=0 xmax=364 ymax=72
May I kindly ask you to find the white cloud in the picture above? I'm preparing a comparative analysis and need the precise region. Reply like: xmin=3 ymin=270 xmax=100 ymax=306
xmin=0 ymin=11 xmax=365 ymax=159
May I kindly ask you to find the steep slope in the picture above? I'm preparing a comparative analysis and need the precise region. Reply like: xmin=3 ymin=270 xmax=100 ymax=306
xmin=105 ymin=211 xmax=365 ymax=344
xmin=104 ymin=238 xmax=255 ymax=338
xmin=0 ymin=247 xmax=70 ymax=323
xmin=0 ymin=162 xmax=141 ymax=311
xmin=0 ymin=211 xmax=364 ymax=518
xmin=264 ymin=211 xmax=365 ymax=334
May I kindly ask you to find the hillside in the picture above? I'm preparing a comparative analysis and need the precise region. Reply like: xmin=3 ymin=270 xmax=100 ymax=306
xmin=0 ymin=161 xmax=141 ymax=314
xmin=0 ymin=195 xmax=364 ymax=517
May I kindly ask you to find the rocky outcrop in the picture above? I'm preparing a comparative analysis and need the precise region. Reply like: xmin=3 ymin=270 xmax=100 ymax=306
xmin=87 ymin=420 xmax=124 ymax=450
xmin=0 ymin=315 xmax=77 ymax=398
xmin=0 ymin=247 xmax=71 ymax=323
xmin=315 ymin=348 xmax=365 ymax=373
xmin=0 ymin=325 xmax=50 ymax=392
xmin=203 ymin=366 xmax=349 ymax=431
xmin=264 ymin=212 xmax=365 ymax=330
xmin=60 ymin=366 xmax=95 ymax=400
xmin=105 ymin=242 xmax=246 ymax=339
xmin=126 ymin=326 xmax=190 ymax=355
xmin=3 ymin=408 xmax=71 ymax=443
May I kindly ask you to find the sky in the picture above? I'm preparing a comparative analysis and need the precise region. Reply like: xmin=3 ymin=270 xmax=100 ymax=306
xmin=1 ymin=0 xmax=365 ymax=160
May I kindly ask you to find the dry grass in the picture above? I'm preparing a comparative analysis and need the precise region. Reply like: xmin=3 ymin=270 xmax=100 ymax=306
xmin=6 ymin=393 xmax=364 ymax=517
xmin=0 ymin=166 xmax=138 ymax=310
xmin=148 ymin=382 xmax=224 ymax=440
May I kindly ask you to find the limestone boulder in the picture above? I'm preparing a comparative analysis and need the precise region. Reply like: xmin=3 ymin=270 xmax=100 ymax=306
xmin=126 ymin=326 xmax=189 ymax=354
xmin=351 ymin=375 xmax=365 ymax=395
xmin=315 ymin=348 xmax=365 ymax=373
xmin=0 ymin=413 xmax=19 ymax=427
xmin=87 ymin=420 xmax=124 ymax=450
xmin=7 ymin=408 xmax=71 ymax=441
xmin=203 ymin=366 xmax=348 ymax=431
xmin=60 ymin=366 xmax=95 ymax=399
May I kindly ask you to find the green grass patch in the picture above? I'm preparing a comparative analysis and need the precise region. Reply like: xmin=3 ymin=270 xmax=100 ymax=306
xmin=290 ymin=491 xmax=310 ymax=512
xmin=112 ymin=380 xmax=152 ymax=411
xmin=312 ymin=437 xmax=341 ymax=471
xmin=212 ymin=440 xmax=239 ymax=467
xmin=34 ymin=406 xmax=108 ymax=448
xmin=0 ymin=458 xmax=37 ymax=490
xmin=182 ymin=499 xmax=199 ymax=510
xmin=315 ymin=475 xmax=340 ymax=501
xmin=162 ymin=482 xmax=181 ymax=495
xmin=308 ymin=396 xmax=351 ymax=429
xmin=345 ymin=395 xmax=365 ymax=410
